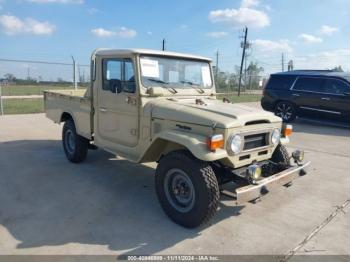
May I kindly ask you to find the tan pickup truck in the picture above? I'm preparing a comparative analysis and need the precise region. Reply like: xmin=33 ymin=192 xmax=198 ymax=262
xmin=44 ymin=49 xmax=310 ymax=228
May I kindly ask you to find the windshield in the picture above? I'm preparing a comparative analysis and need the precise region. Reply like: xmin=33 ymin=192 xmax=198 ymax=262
xmin=140 ymin=56 xmax=213 ymax=89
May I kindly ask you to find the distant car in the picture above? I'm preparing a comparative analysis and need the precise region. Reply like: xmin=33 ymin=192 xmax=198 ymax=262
xmin=261 ymin=70 xmax=350 ymax=122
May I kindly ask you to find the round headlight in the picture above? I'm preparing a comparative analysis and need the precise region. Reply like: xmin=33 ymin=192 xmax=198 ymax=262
xmin=271 ymin=129 xmax=281 ymax=145
xmin=228 ymin=134 xmax=242 ymax=155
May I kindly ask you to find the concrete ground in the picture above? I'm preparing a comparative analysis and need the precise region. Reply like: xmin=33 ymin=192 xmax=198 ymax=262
xmin=0 ymin=105 xmax=349 ymax=258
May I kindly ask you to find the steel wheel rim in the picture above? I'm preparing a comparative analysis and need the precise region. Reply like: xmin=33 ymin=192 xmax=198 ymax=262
xmin=65 ymin=129 xmax=76 ymax=154
xmin=164 ymin=168 xmax=195 ymax=213
xmin=276 ymin=103 xmax=293 ymax=121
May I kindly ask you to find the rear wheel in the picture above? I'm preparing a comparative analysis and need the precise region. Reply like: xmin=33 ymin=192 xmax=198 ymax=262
xmin=155 ymin=151 xmax=220 ymax=228
xmin=274 ymin=101 xmax=296 ymax=122
xmin=62 ymin=119 xmax=89 ymax=163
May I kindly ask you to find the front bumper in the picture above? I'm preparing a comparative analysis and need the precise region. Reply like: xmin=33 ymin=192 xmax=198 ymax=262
xmin=235 ymin=161 xmax=311 ymax=205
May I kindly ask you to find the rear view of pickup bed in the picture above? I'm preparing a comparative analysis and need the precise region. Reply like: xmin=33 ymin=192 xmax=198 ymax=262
xmin=43 ymin=89 xmax=92 ymax=139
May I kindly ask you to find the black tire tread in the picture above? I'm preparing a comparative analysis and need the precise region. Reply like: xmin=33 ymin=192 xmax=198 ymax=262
xmin=272 ymin=144 xmax=290 ymax=166
xmin=200 ymin=165 xmax=220 ymax=226
xmin=155 ymin=150 xmax=219 ymax=228
xmin=62 ymin=119 xmax=89 ymax=163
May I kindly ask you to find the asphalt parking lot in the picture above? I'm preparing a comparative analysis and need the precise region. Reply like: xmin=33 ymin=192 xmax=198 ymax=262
xmin=0 ymin=103 xmax=349 ymax=258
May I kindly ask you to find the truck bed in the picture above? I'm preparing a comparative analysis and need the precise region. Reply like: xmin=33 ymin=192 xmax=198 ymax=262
xmin=44 ymin=89 xmax=92 ymax=139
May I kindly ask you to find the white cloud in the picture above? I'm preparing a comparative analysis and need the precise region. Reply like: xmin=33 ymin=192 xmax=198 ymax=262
xmin=0 ymin=15 xmax=55 ymax=35
xmin=252 ymin=39 xmax=293 ymax=53
xmin=298 ymin=33 xmax=323 ymax=44
xmin=241 ymin=0 xmax=259 ymax=8
xmin=206 ymin=31 xmax=229 ymax=38
xmin=91 ymin=27 xmax=137 ymax=38
xmin=293 ymin=49 xmax=350 ymax=71
xmin=319 ymin=25 xmax=339 ymax=36
xmin=91 ymin=28 xmax=115 ymax=37
xmin=209 ymin=0 xmax=269 ymax=28
xmin=26 ymin=0 xmax=83 ymax=3
xmin=117 ymin=27 xmax=137 ymax=38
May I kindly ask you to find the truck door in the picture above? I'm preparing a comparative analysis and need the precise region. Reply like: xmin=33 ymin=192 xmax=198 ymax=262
xmin=95 ymin=58 xmax=139 ymax=148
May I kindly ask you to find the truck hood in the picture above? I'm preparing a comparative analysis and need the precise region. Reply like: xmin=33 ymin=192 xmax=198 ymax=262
xmin=149 ymin=97 xmax=281 ymax=128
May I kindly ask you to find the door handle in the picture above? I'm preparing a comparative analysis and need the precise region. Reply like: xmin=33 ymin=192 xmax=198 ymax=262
xmin=292 ymin=94 xmax=300 ymax=97
xmin=99 ymin=107 xmax=107 ymax=112
xmin=321 ymin=97 xmax=330 ymax=101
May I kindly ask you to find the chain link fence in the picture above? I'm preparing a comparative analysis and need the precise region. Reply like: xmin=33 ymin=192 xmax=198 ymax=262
xmin=0 ymin=57 xmax=269 ymax=115
xmin=0 ymin=58 xmax=90 ymax=115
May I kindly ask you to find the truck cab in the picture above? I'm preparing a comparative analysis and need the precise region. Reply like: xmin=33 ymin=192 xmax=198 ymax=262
xmin=44 ymin=49 xmax=310 ymax=228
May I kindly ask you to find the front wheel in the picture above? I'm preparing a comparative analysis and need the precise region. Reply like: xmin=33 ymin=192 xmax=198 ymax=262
xmin=272 ymin=144 xmax=291 ymax=167
xmin=155 ymin=151 xmax=220 ymax=228
xmin=62 ymin=119 xmax=89 ymax=163
xmin=274 ymin=101 xmax=296 ymax=122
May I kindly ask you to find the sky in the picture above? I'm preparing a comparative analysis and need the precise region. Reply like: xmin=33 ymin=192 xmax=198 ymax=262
xmin=0 ymin=0 xmax=350 ymax=80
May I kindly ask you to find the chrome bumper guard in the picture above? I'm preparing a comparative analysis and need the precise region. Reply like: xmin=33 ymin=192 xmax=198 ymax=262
xmin=235 ymin=161 xmax=311 ymax=205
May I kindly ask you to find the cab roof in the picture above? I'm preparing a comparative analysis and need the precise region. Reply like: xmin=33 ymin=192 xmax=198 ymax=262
xmin=94 ymin=48 xmax=212 ymax=62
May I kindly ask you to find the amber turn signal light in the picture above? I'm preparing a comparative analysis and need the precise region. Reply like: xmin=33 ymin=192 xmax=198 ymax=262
xmin=207 ymin=134 xmax=224 ymax=151
xmin=283 ymin=124 xmax=293 ymax=137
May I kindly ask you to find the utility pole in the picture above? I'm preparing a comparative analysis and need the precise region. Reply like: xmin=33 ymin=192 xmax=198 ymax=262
xmin=215 ymin=51 xmax=219 ymax=80
xmin=282 ymin=53 xmax=285 ymax=72
xmin=162 ymin=39 xmax=166 ymax=51
xmin=71 ymin=56 xmax=77 ymax=90
xmin=238 ymin=27 xmax=248 ymax=97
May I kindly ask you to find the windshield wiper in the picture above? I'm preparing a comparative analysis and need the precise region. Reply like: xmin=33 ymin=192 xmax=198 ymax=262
xmin=180 ymin=80 xmax=205 ymax=94
xmin=145 ymin=78 xmax=178 ymax=94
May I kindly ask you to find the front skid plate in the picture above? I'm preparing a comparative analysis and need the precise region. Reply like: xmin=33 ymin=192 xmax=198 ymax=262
xmin=232 ymin=161 xmax=311 ymax=205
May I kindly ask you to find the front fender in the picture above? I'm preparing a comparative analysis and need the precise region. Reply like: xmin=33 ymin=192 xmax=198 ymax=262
xmin=143 ymin=130 xmax=228 ymax=162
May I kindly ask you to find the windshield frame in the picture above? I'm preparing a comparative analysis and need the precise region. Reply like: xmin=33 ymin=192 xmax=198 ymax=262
xmin=138 ymin=55 xmax=214 ymax=90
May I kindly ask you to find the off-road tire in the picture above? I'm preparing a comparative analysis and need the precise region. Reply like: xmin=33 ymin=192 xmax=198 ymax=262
xmin=62 ymin=119 xmax=89 ymax=163
xmin=272 ymin=144 xmax=290 ymax=167
xmin=155 ymin=150 xmax=220 ymax=228
xmin=274 ymin=101 xmax=296 ymax=122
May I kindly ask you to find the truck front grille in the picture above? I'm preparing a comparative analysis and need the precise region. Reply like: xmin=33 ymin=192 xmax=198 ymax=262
xmin=243 ymin=133 xmax=268 ymax=151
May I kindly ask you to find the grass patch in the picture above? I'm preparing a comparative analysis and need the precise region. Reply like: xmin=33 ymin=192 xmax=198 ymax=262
xmin=0 ymin=85 xmax=85 ymax=96
xmin=217 ymin=94 xmax=262 ymax=103
xmin=2 ymin=98 xmax=44 ymax=114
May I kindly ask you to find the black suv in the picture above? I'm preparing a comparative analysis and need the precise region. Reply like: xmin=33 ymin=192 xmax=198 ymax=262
xmin=261 ymin=70 xmax=350 ymax=122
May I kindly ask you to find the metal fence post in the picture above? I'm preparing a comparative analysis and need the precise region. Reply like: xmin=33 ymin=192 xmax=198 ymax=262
xmin=0 ymin=83 xmax=4 ymax=116
xmin=71 ymin=56 xmax=77 ymax=90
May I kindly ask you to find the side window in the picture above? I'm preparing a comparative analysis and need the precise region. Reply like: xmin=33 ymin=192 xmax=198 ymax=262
xmin=293 ymin=77 xmax=325 ymax=92
xmin=103 ymin=60 xmax=122 ymax=93
xmin=102 ymin=59 xmax=136 ymax=94
xmin=124 ymin=60 xmax=136 ymax=93
xmin=324 ymin=79 xmax=350 ymax=95
xmin=266 ymin=75 xmax=296 ymax=90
